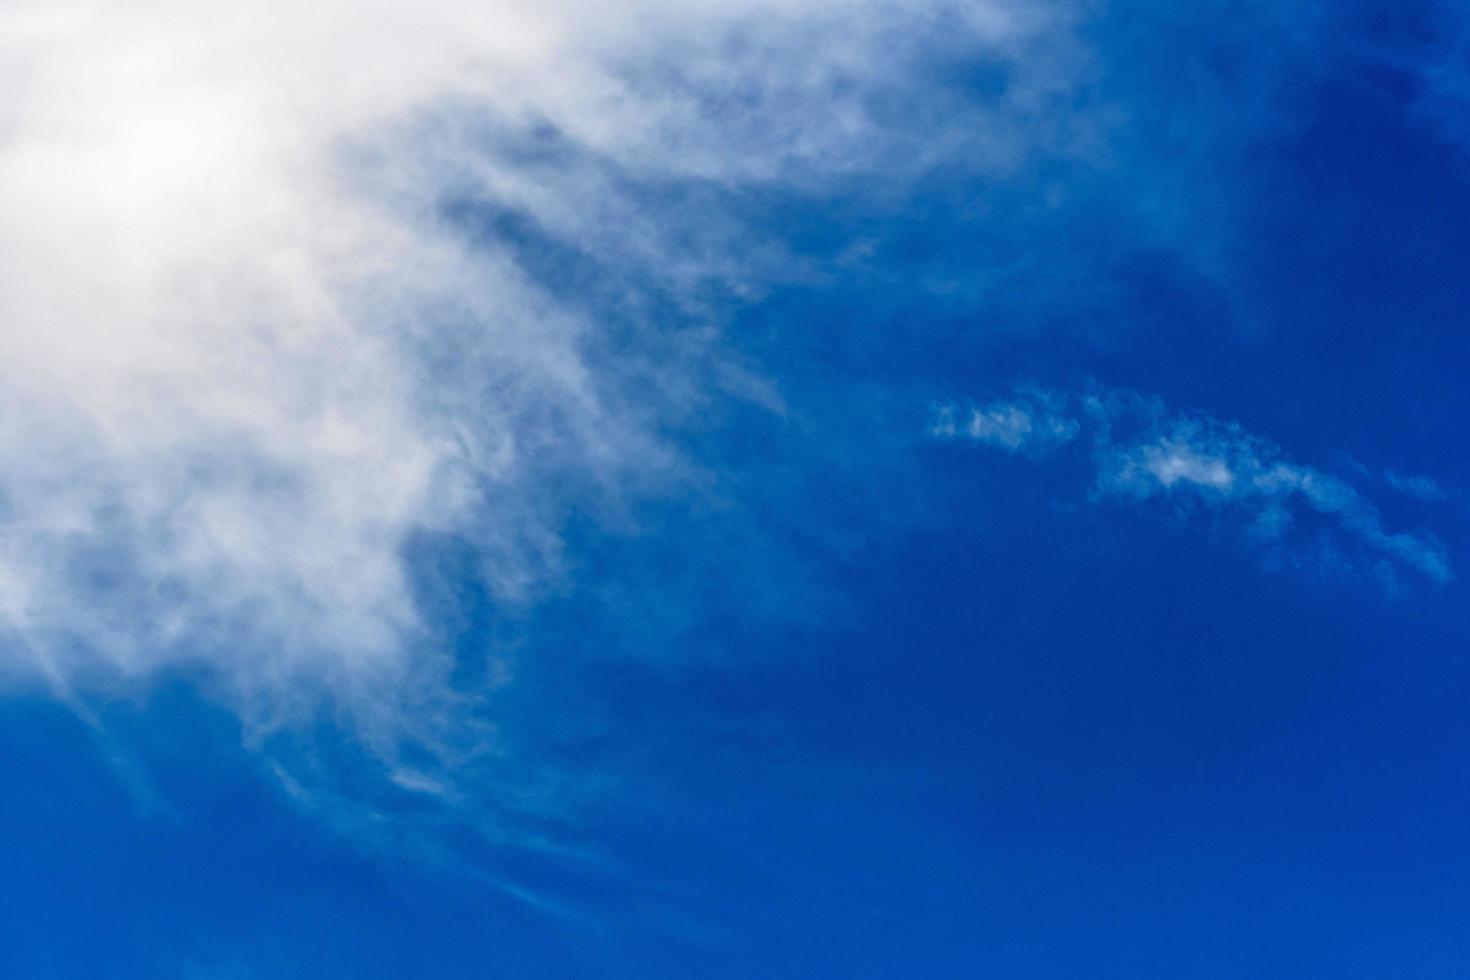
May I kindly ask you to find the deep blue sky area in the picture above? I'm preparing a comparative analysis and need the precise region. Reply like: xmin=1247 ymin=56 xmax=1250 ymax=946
xmin=3 ymin=1 xmax=1469 ymax=977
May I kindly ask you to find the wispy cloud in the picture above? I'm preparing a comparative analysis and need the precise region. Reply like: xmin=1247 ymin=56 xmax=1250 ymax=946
xmin=1383 ymin=470 xmax=1454 ymax=503
xmin=0 ymin=0 xmax=1099 ymax=852
xmin=934 ymin=384 xmax=1452 ymax=590
xmin=929 ymin=388 xmax=1079 ymax=454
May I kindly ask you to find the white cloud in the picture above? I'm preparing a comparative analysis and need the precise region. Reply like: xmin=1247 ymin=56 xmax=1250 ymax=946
xmin=930 ymin=388 xmax=1079 ymax=453
xmin=0 ymin=0 xmax=1090 ymax=793
xmin=1138 ymin=443 xmax=1235 ymax=490
xmin=936 ymin=385 xmax=1452 ymax=588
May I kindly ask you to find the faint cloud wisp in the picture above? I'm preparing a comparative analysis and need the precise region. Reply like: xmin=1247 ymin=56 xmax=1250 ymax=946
xmin=933 ymin=383 xmax=1452 ymax=591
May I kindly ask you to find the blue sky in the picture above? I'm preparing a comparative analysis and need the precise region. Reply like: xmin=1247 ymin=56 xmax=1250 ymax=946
xmin=2 ymin=1 xmax=1469 ymax=976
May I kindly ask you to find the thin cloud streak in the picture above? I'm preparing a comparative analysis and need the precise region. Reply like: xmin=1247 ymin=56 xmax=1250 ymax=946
xmin=934 ymin=384 xmax=1452 ymax=590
